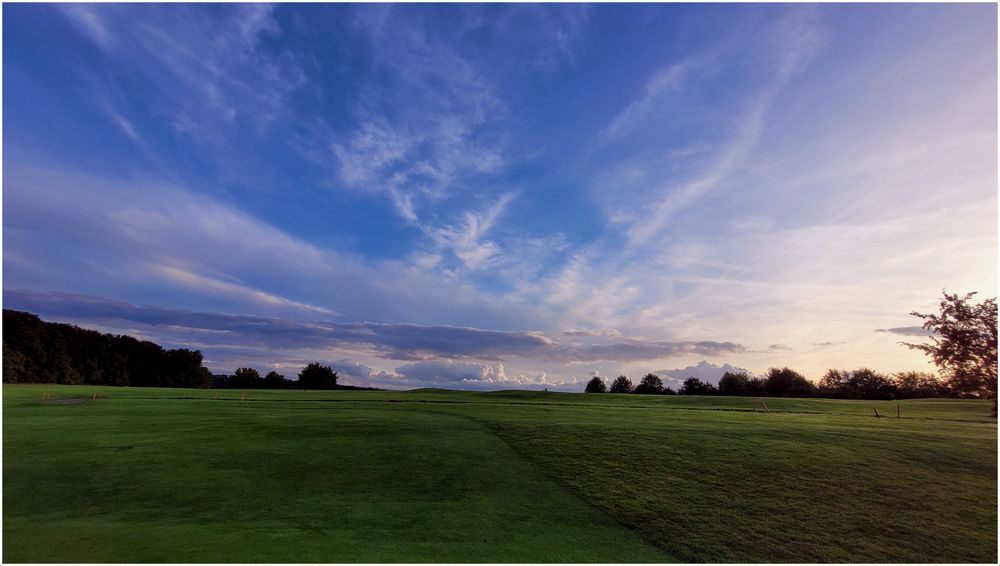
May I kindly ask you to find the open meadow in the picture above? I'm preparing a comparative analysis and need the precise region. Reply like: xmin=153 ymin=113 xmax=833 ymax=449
xmin=3 ymin=384 xmax=997 ymax=562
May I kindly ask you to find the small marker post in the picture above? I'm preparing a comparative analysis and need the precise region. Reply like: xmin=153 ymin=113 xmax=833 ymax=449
xmin=874 ymin=408 xmax=881 ymax=418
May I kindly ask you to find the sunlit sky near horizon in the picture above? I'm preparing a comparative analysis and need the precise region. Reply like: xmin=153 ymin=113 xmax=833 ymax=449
xmin=3 ymin=3 xmax=997 ymax=390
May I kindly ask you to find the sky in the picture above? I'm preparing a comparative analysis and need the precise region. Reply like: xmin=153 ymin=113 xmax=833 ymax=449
xmin=3 ymin=3 xmax=997 ymax=391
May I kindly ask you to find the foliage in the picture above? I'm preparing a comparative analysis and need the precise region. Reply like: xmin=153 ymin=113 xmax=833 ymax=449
xmin=608 ymin=375 xmax=633 ymax=393
xmin=904 ymin=291 xmax=998 ymax=399
xmin=718 ymin=371 xmax=751 ymax=396
xmin=298 ymin=362 xmax=339 ymax=389
xmin=892 ymin=371 xmax=948 ymax=399
xmin=764 ymin=367 xmax=814 ymax=397
xmin=633 ymin=373 xmax=663 ymax=394
xmin=584 ymin=376 xmax=607 ymax=393
xmin=679 ymin=377 xmax=717 ymax=395
xmin=264 ymin=371 xmax=289 ymax=389
xmin=2 ymin=309 xmax=210 ymax=388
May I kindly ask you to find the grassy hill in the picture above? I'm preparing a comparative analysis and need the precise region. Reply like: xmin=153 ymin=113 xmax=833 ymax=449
xmin=4 ymin=385 xmax=996 ymax=562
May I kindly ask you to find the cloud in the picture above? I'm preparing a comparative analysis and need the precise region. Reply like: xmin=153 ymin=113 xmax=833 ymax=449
xmin=427 ymin=193 xmax=517 ymax=269
xmin=768 ymin=344 xmax=793 ymax=351
xmin=655 ymin=360 xmax=754 ymax=387
xmin=596 ymin=59 xmax=696 ymax=147
xmin=875 ymin=327 xmax=935 ymax=337
xmin=3 ymin=289 xmax=746 ymax=366
xmin=59 ymin=4 xmax=305 ymax=142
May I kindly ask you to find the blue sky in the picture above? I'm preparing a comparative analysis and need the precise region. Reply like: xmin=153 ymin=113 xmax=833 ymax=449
xmin=3 ymin=3 xmax=997 ymax=390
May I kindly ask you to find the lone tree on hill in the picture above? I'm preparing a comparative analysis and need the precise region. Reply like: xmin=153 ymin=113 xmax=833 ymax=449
xmin=298 ymin=363 xmax=338 ymax=389
xmin=609 ymin=375 xmax=633 ymax=393
xmin=904 ymin=291 xmax=997 ymax=408
xmin=634 ymin=373 xmax=663 ymax=394
xmin=584 ymin=376 xmax=607 ymax=393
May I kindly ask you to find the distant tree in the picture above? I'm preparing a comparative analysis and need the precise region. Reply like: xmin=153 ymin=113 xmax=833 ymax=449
xmin=903 ymin=291 xmax=997 ymax=403
xmin=633 ymin=373 xmax=663 ymax=394
xmin=584 ymin=376 xmax=607 ymax=393
xmin=764 ymin=367 xmax=814 ymax=397
xmin=298 ymin=363 xmax=338 ymax=389
xmin=662 ymin=387 xmax=677 ymax=395
xmin=718 ymin=371 xmax=751 ymax=396
xmin=609 ymin=375 xmax=633 ymax=394
xmin=230 ymin=367 xmax=264 ymax=389
xmin=264 ymin=371 xmax=287 ymax=389
xmin=892 ymin=371 xmax=948 ymax=399
xmin=679 ymin=377 xmax=717 ymax=395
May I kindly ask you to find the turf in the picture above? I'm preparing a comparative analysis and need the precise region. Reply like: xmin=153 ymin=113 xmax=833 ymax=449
xmin=3 ymin=385 xmax=996 ymax=562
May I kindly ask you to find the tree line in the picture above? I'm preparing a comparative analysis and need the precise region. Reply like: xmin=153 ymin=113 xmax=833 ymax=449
xmin=584 ymin=367 xmax=951 ymax=400
xmin=2 ymin=309 xmax=369 ymax=390
xmin=585 ymin=291 xmax=997 ymax=402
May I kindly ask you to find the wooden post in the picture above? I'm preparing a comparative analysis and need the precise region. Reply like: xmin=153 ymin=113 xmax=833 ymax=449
xmin=874 ymin=408 xmax=880 ymax=418
xmin=761 ymin=401 xmax=771 ymax=413
xmin=897 ymin=404 xmax=900 ymax=419
xmin=752 ymin=399 xmax=757 ymax=412
xmin=241 ymin=392 xmax=245 ymax=402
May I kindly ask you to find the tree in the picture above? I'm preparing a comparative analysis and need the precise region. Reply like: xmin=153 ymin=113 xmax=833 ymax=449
xmin=609 ymin=375 xmax=633 ymax=393
xmin=230 ymin=367 xmax=264 ymax=389
xmin=584 ymin=376 xmax=607 ymax=393
xmin=633 ymin=373 xmax=663 ymax=394
xmin=764 ymin=367 xmax=814 ymax=397
xmin=662 ymin=387 xmax=677 ymax=395
xmin=298 ymin=363 xmax=338 ymax=389
xmin=892 ymin=371 xmax=947 ymax=399
xmin=264 ymin=371 xmax=287 ymax=389
xmin=904 ymin=291 xmax=997 ymax=401
xmin=679 ymin=377 xmax=717 ymax=395
xmin=718 ymin=371 xmax=751 ymax=396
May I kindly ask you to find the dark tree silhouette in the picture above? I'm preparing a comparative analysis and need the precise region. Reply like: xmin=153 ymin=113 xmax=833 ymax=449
xmin=264 ymin=371 xmax=288 ymax=389
xmin=609 ymin=375 xmax=633 ymax=393
xmin=584 ymin=376 xmax=607 ymax=393
xmin=2 ymin=309 xmax=210 ymax=388
xmin=298 ymin=363 xmax=338 ymax=389
xmin=718 ymin=371 xmax=751 ymax=396
xmin=891 ymin=371 xmax=947 ymax=399
xmin=662 ymin=387 xmax=677 ymax=395
xmin=903 ymin=291 xmax=997 ymax=402
xmin=679 ymin=377 xmax=717 ymax=395
xmin=764 ymin=367 xmax=814 ymax=397
xmin=634 ymin=373 xmax=663 ymax=394
xmin=229 ymin=367 xmax=264 ymax=389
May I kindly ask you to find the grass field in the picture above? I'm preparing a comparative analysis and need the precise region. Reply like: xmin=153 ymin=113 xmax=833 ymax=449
xmin=4 ymin=385 xmax=996 ymax=562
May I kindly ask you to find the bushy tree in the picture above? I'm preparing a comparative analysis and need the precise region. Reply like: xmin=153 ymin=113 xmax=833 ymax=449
xmin=230 ymin=367 xmax=264 ymax=389
xmin=609 ymin=375 xmax=633 ymax=393
xmin=904 ymin=291 xmax=997 ymax=401
xmin=584 ymin=376 xmax=607 ymax=393
xmin=892 ymin=371 xmax=947 ymax=399
xmin=662 ymin=387 xmax=677 ymax=395
xmin=298 ymin=363 xmax=338 ymax=389
xmin=264 ymin=371 xmax=288 ymax=389
xmin=634 ymin=373 xmax=663 ymax=394
xmin=679 ymin=377 xmax=717 ymax=395
xmin=764 ymin=367 xmax=814 ymax=397
xmin=718 ymin=371 xmax=751 ymax=396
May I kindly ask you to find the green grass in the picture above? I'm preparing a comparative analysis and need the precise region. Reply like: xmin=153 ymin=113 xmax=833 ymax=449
xmin=4 ymin=385 xmax=996 ymax=562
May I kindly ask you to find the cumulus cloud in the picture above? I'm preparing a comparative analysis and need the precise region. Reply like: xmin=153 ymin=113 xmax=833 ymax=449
xmin=655 ymin=360 xmax=753 ymax=387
